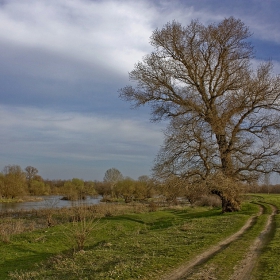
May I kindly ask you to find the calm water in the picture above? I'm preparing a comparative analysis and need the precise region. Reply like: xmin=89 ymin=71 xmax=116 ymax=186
xmin=0 ymin=195 xmax=101 ymax=212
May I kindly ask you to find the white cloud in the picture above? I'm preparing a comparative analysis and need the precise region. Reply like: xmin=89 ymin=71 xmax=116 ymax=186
xmin=251 ymin=58 xmax=280 ymax=75
xmin=0 ymin=0 xmax=230 ymax=77
xmin=0 ymin=0 xmax=157 ymax=75
xmin=272 ymin=61 xmax=280 ymax=74
xmin=253 ymin=23 xmax=280 ymax=43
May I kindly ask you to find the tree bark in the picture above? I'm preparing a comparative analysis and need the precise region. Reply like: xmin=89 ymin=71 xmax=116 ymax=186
xmin=212 ymin=190 xmax=240 ymax=213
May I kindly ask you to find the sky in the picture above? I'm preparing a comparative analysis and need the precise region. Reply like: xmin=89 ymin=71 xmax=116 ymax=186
xmin=0 ymin=0 xmax=280 ymax=182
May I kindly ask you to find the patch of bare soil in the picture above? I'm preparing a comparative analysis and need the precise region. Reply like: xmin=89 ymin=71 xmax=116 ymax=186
xmin=229 ymin=204 xmax=277 ymax=280
xmin=161 ymin=206 xmax=265 ymax=280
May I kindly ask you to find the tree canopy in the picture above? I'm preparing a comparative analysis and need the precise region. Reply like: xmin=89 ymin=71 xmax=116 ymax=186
xmin=120 ymin=17 xmax=280 ymax=212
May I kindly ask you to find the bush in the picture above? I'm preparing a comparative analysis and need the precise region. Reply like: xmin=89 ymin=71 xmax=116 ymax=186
xmin=194 ymin=195 xmax=221 ymax=208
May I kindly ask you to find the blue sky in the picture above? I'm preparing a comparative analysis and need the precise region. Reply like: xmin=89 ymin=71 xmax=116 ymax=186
xmin=0 ymin=0 xmax=279 ymax=181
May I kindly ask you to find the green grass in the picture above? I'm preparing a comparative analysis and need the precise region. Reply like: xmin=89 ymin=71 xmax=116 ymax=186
xmin=0 ymin=198 xmax=22 ymax=203
xmin=1 ymin=226 xmax=69 ymax=274
xmin=0 ymin=204 xmax=258 ymax=280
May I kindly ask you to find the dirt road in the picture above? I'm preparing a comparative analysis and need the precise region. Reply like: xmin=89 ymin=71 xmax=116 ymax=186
xmin=229 ymin=204 xmax=277 ymax=280
xmin=161 ymin=203 xmax=276 ymax=280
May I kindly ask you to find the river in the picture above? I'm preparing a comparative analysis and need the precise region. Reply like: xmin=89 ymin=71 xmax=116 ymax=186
xmin=0 ymin=195 xmax=101 ymax=212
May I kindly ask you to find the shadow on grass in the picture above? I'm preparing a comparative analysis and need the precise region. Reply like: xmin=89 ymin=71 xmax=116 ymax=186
xmin=104 ymin=215 xmax=175 ymax=230
xmin=174 ymin=208 xmax=222 ymax=219
xmin=103 ymin=208 xmax=223 ymax=231
xmin=1 ymin=246 xmax=54 ymax=280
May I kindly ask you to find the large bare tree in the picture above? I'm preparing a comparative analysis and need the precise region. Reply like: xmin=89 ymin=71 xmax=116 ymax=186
xmin=119 ymin=17 xmax=280 ymax=212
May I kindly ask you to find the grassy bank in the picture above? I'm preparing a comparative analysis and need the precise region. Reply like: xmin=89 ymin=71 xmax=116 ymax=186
xmin=0 ymin=196 xmax=43 ymax=203
xmin=0 ymin=201 xmax=259 ymax=280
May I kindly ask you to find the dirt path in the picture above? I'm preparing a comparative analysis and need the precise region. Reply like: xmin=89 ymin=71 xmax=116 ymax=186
xmin=161 ymin=204 xmax=275 ymax=280
xmin=229 ymin=204 xmax=277 ymax=280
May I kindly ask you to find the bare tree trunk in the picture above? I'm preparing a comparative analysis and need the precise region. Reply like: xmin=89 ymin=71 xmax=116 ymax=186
xmin=216 ymin=134 xmax=232 ymax=175
xmin=221 ymin=195 xmax=240 ymax=213
xmin=212 ymin=190 xmax=240 ymax=213
xmin=214 ymin=134 xmax=242 ymax=212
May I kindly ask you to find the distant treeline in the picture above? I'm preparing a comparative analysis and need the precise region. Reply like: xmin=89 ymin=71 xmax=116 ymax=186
xmin=247 ymin=184 xmax=280 ymax=194
xmin=0 ymin=165 xmax=161 ymax=202
xmin=0 ymin=165 xmax=98 ymax=200
xmin=1 ymin=165 xmax=279 ymax=205
xmin=0 ymin=165 xmax=195 ymax=204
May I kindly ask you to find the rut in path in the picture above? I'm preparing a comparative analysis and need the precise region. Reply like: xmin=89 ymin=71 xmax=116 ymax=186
xmin=161 ymin=203 xmax=275 ymax=280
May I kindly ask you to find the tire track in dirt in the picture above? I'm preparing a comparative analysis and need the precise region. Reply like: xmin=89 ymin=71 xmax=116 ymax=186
xmin=161 ymin=205 xmax=264 ymax=280
xmin=229 ymin=203 xmax=277 ymax=280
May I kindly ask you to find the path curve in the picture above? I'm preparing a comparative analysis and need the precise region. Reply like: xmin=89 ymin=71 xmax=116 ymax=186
xmin=161 ymin=205 xmax=264 ymax=280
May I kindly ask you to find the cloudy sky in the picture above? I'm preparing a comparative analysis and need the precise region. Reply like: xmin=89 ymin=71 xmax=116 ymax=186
xmin=0 ymin=0 xmax=280 ymax=181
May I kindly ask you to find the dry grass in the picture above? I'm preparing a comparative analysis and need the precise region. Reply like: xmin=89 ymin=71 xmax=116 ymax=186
xmin=0 ymin=202 xmax=152 ymax=237
xmin=62 ymin=205 xmax=101 ymax=252
xmin=0 ymin=218 xmax=36 ymax=243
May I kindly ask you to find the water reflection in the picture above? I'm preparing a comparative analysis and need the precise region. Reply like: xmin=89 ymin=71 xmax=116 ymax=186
xmin=0 ymin=195 xmax=101 ymax=212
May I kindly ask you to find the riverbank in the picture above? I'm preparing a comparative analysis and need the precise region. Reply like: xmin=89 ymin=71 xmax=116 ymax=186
xmin=0 ymin=195 xmax=102 ymax=212
xmin=0 ymin=196 xmax=43 ymax=203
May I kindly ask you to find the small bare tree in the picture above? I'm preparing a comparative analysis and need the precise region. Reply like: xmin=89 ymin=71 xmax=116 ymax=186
xmin=120 ymin=17 xmax=280 ymax=212
xmin=43 ymin=197 xmax=59 ymax=227
xmin=103 ymin=168 xmax=123 ymax=185
xmin=65 ymin=205 xmax=100 ymax=252
xmin=25 ymin=166 xmax=38 ymax=188
xmin=103 ymin=168 xmax=123 ymax=198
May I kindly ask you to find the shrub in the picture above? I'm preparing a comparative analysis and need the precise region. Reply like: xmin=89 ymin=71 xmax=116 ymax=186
xmin=194 ymin=195 xmax=221 ymax=208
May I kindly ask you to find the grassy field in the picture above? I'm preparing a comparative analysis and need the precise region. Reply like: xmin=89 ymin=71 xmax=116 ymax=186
xmin=0 ymin=195 xmax=279 ymax=279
